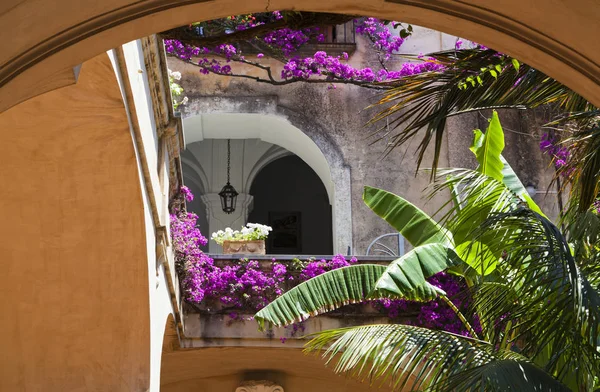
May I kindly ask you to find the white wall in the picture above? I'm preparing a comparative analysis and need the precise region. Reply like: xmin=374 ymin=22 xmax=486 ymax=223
xmin=110 ymin=41 xmax=176 ymax=392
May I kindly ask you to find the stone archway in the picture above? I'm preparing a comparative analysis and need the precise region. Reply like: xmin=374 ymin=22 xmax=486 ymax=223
xmin=1 ymin=1 xmax=599 ymax=112
xmin=182 ymin=110 xmax=353 ymax=254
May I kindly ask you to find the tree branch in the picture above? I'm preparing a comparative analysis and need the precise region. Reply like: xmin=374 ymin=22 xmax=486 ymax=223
xmin=159 ymin=12 xmax=357 ymax=48
xmin=172 ymin=55 xmax=390 ymax=90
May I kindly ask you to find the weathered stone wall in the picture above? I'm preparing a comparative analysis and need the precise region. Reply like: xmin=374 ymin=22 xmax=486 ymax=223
xmin=170 ymin=30 xmax=558 ymax=254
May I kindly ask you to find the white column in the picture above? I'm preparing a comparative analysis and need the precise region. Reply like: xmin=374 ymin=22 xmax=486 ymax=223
xmin=201 ymin=193 xmax=254 ymax=253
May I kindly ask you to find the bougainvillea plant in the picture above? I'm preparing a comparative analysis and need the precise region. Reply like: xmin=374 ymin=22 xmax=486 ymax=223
xmin=162 ymin=12 xmax=446 ymax=91
xmin=539 ymin=132 xmax=571 ymax=172
xmin=539 ymin=133 xmax=600 ymax=215
xmin=171 ymin=186 xmax=471 ymax=336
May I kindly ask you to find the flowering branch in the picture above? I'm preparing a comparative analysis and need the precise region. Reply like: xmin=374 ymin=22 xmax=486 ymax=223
xmin=168 ymin=54 xmax=392 ymax=90
xmin=162 ymin=13 xmax=447 ymax=95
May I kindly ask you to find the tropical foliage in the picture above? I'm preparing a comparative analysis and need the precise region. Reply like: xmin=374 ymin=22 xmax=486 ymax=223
xmin=369 ymin=46 xmax=600 ymax=215
xmin=255 ymin=112 xmax=600 ymax=391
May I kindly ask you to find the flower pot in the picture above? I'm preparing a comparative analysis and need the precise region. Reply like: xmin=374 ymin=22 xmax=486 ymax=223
xmin=222 ymin=240 xmax=266 ymax=255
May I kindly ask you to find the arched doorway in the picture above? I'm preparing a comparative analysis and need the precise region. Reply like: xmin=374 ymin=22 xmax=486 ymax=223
xmin=248 ymin=155 xmax=333 ymax=255
xmin=182 ymin=113 xmax=352 ymax=254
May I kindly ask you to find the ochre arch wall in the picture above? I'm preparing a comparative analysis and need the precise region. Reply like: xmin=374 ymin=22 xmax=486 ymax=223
xmin=160 ymin=346 xmax=402 ymax=391
xmin=0 ymin=53 xmax=151 ymax=391
xmin=1 ymin=0 xmax=599 ymax=111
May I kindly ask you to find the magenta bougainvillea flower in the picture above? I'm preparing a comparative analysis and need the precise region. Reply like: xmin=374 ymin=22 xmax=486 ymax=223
xmin=172 ymin=186 xmax=476 ymax=336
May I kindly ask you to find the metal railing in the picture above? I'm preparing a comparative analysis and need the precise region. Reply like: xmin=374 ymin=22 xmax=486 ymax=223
xmin=366 ymin=233 xmax=405 ymax=257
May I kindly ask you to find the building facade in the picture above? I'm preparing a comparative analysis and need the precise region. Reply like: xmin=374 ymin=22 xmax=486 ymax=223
xmin=170 ymin=25 xmax=560 ymax=257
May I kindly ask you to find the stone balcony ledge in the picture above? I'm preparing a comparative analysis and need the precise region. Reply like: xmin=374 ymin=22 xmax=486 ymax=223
xmin=208 ymin=254 xmax=397 ymax=262
xmin=180 ymin=254 xmax=403 ymax=349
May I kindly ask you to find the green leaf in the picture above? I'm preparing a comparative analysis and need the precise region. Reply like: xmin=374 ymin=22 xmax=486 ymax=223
xmin=468 ymin=111 xmax=544 ymax=216
xmin=455 ymin=241 xmax=497 ymax=276
xmin=373 ymin=243 xmax=463 ymax=300
xmin=363 ymin=186 xmax=452 ymax=246
xmin=436 ymin=169 xmax=521 ymax=249
xmin=512 ymin=58 xmax=520 ymax=71
xmin=490 ymin=69 xmax=498 ymax=79
xmin=254 ymin=264 xmax=387 ymax=329
xmin=500 ymin=156 xmax=546 ymax=217
xmin=469 ymin=111 xmax=505 ymax=182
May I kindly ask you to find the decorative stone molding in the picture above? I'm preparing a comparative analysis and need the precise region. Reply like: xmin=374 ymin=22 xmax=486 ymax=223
xmin=235 ymin=380 xmax=284 ymax=392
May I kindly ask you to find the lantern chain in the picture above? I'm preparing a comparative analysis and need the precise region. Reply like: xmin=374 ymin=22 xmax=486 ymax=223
xmin=227 ymin=139 xmax=231 ymax=184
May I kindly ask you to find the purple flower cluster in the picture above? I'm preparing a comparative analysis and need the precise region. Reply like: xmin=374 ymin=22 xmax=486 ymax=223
xmin=171 ymin=188 xmax=473 ymax=336
xmin=204 ymin=260 xmax=288 ymax=310
xmin=164 ymin=12 xmax=446 ymax=86
xmin=170 ymin=191 xmax=356 ymax=310
xmin=281 ymin=51 xmax=443 ymax=82
xmin=375 ymin=272 xmax=478 ymax=337
xmin=263 ymin=27 xmax=323 ymax=56
xmin=355 ymin=17 xmax=404 ymax=60
xmin=299 ymin=254 xmax=358 ymax=280
xmin=170 ymin=211 xmax=207 ymax=258
xmin=164 ymin=40 xmax=203 ymax=61
xmin=180 ymin=185 xmax=194 ymax=202
xmin=540 ymin=133 xmax=571 ymax=171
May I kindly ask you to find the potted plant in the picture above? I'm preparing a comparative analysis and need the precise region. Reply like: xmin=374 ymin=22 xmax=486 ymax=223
xmin=211 ymin=223 xmax=272 ymax=255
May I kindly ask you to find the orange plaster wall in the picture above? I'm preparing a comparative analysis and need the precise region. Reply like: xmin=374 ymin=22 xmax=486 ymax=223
xmin=161 ymin=346 xmax=397 ymax=392
xmin=0 ymin=53 xmax=151 ymax=391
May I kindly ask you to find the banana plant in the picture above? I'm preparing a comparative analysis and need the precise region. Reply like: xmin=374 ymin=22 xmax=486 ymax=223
xmin=255 ymin=112 xmax=600 ymax=391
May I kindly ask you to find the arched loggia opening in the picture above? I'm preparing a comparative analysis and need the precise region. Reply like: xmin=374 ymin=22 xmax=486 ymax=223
xmin=248 ymin=155 xmax=333 ymax=255
xmin=181 ymin=113 xmax=352 ymax=254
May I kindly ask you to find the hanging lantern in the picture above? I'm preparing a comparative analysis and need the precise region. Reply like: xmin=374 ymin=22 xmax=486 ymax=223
xmin=219 ymin=139 xmax=238 ymax=214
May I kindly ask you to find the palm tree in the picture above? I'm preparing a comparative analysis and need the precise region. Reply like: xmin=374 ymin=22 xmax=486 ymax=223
xmin=255 ymin=112 xmax=600 ymax=391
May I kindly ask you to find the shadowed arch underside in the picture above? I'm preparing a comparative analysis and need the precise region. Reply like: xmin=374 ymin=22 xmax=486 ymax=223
xmin=160 ymin=346 xmax=407 ymax=391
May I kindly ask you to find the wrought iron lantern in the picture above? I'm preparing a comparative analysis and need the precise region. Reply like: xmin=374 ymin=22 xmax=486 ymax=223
xmin=218 ymin=139 xmax=238 ymax=214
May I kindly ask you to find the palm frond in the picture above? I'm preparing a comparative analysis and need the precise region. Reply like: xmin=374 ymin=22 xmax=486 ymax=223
xmin=254 ymin=264 xmax=387 ymax=329
xmin=255 ymin=242 xmax=462 ymax=329
xmin=305 ymin=324 xmax=569 ymax=391
xmin=372 ymin=243 xmax=462 ymax=300
xmin=429 ymin=168 xmax=521 ymax=246
xmin=441 ymin=359 xmax=571 ymax=392
xmin=428 ymin=153 xmax=600 ymax=387
xmin=367 ymin=48 xmax=594 ymax=173
xmin=468 ymin=110 xmax=544 ymax=215
xmin=470 ymin=208 xmax=600 ymax=387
